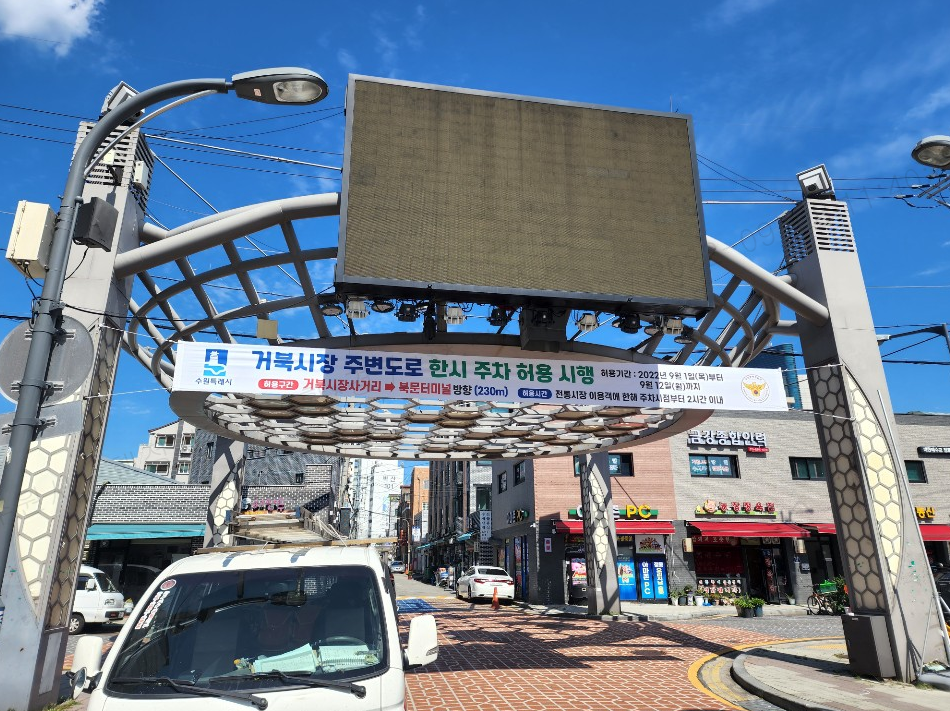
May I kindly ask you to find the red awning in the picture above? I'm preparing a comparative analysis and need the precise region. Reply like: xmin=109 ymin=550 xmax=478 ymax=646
xmin=801 ymin=523 xmax=837 ymax=535
xmin=687 ymin=520 xmax=808 ymax=538
xmin=554 ymin=520 xmax=675 ymax=535
xmin=920 ymin=524 xmax=950 ymax=542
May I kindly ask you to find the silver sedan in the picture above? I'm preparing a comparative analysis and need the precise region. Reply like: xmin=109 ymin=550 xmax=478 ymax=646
xmin=456 ymin=566 xmax=515 ymax=602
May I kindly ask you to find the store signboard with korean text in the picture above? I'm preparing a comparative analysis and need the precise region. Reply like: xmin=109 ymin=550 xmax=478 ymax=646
xmin=688 ymin=429 xmax=769 ymax=452
xmin=173 ymin=342 xmax=788 ymax=412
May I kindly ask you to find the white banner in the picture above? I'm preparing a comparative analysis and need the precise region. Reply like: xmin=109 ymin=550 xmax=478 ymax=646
xmin=172 ymin=342 xmax=788 ymax=411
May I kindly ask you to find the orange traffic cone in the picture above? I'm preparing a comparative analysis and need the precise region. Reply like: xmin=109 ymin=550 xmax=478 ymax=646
xmin=491 ymin=587 xmax=500 ymax=611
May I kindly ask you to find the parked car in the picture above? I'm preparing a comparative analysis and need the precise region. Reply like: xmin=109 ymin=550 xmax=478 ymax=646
xmin=70 ymin=544 xmax=439 ymax=710
xmin=390 ymin=560 xmax=405 ymax=573
xmin=456 ymin=566 xmax=515 ymax=603
xmin=71 ymin=565 xmax=126 ymax=634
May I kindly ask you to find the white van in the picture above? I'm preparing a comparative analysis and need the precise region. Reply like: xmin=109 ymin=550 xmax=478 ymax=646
xmin=70 ymin=545 xmax=438 ymax=710
xmin=71 ymin=565 xmax=126 ymax=634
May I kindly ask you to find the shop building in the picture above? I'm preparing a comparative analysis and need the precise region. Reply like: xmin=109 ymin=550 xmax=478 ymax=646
xmin=667 ymin=410 xmax=950 ymax=605
xmin=490 ymin=438 xmax=678 ymax=605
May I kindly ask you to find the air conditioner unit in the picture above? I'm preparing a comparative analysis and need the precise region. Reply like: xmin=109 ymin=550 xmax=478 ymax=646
xmin=6 ymin=201 xmax=55 ymax=278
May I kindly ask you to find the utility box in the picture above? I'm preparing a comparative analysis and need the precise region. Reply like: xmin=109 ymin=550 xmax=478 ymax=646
xmin=6 ymin=200 xmax=55 ymax=278
xmin=841 ymin=613 xmax=896 ymax=678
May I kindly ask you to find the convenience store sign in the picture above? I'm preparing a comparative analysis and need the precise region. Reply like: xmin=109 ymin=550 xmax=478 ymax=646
xmin=173 ymin=342 xmax=788 ymax=412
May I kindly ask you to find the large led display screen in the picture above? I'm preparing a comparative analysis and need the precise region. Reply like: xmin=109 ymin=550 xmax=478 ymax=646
xmin=337 ymin=76 xmax=712 ymax=314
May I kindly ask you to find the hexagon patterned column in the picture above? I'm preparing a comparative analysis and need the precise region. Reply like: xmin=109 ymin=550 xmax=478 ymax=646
xmin=577 ymin=451 xmax=620 ymax=616
xmin=204 ymin=437 xmax=245 ymax=548
xmin=0 ymin=117 xmax=148 ymax=710
xmin=782 ymin=196 xmax=949 ymax=681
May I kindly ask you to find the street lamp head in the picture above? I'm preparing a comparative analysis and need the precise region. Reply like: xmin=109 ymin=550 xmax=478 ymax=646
xmin=230 ymin=67 xmax=329 ymax=105
xmin=911 ymin=135 xmax=950 ymax=169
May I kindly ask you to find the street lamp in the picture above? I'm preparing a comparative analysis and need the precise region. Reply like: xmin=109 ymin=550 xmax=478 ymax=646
xmin=911 ymin=135 xmax=950 ymax=169
xmin=0 ymin=68 xmax=329 ymax=628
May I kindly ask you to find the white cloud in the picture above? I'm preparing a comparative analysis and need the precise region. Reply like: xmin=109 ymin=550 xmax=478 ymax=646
xmin=916 ymin=261 xmax=950 ymax=277
xmin=337 ymin=48 xmax=359 ymax=74
xmin=705 ymin=0 xmax=778 ymax=28
xmin=907 ymin=85 xmax=950 ymax=120
xmin=0 ymin=0 xmax=103 ymax=56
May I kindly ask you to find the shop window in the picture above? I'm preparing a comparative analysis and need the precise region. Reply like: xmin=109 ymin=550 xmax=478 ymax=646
xmin=905 ymin=460 xmax=927 ymax=483
xmin=155 ymin=434 xmax=175 ymax=448
xmin=514 ymin=461 xmax=526 ymax=485
xmin=498 ymin=471 xmax=508 ymax=493
xmin=573 ymin=454 xmax=633 ymax=476
xmin=689 ymin=454 xmax=739 ymax=478
xmin=144 ymin=462 xmax=170 ymax=475
xmin=790 ymin=457 xmax=825 ymax=480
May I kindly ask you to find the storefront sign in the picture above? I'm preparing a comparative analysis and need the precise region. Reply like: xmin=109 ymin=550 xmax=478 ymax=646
xmin=916 ymin=506 xmax=936 ymax=520
xmin=697 ymin=577 xmax=743 ymax=595
xmin=688 ymin=429 xmax=768 ymax=451
xmin=569 ymin=504 xmax=658 ymax=520
xmin=919 ymin=446 xmax=950 ymax=456
xmin=694 ymin=499 xmax=775 ymax=516
xmin=479 ymin=510 xmax=492 ymax=541
xmin=506 ymin=508 xmax=530 ymax=524
xmin=173 ymin=342 xmax=789 ymax=411
xmin=692 ymin=535 xmax=739 ymax=545
xmin=634 ymin=535 xmax=664 ymax=554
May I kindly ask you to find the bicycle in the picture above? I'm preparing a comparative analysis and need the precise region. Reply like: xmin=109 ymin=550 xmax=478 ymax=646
xmin=806 ymin=586 xmax=835 ymax=615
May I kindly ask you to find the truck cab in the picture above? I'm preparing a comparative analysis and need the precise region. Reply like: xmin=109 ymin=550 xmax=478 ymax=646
xmin=71 ymin=565 xmax=126 ymax=634
xmin=71 ymin=545 xmax=438 ymax=710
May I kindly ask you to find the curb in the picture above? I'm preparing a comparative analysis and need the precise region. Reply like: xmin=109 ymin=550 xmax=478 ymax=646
xmin=731 ymin=653 xmax=836 ymax=711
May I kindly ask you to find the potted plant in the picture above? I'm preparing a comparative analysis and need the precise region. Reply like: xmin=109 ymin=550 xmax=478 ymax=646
xmin=734 ymin=595 xmax=757 ymax=618
xmin=669 ymin=588 xmax=681 ymax=606
xmin=678 ymin=587 xmax=689 ymax=606
xmin=693 ymin=592 xmax=705 ymax=606
xmin=683 ymin=585 xmax=693 ymax=606
xmin=751 ymin=597 xmax=766 ymax=617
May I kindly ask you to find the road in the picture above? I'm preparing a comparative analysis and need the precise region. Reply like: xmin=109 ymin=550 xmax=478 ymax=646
xmin=395 ymin=576 xmax=843 ymax=711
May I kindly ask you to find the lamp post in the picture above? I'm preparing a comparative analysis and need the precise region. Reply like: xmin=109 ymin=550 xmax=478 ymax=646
xmin=911 ymin=135 xmax=950 ymax=169
xmin=0 ymin=68 xmax=328 ymax=632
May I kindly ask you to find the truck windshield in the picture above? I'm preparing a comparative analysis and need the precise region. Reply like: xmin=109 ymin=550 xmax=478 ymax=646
xmin=106 ymin=565 xmax=387 ymax=696
xmin=94 ymin=572 xmax=118 ymax=593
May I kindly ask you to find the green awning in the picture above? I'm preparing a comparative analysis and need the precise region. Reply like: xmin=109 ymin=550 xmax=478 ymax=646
xmin=87 ymin=524 xmax=204 ymax=541
xmin=457 ymin=532 xmax=475 ymax=541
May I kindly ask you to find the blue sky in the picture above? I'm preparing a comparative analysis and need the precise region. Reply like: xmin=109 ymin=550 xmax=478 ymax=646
xmin=0 ymin=1 xmax=948 ymax=462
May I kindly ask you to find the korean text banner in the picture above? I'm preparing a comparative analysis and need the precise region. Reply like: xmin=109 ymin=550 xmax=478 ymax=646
xmin=172 ymin=342 xmax=788 ymax=412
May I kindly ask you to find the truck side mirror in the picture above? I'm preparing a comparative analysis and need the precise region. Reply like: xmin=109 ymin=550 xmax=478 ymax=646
xmin=85 ymin=579 xmax=97 ymax=591
xmin=404 ymin=614 xmax=438 ymax=668
xmin=70 ymin=636 xmax=104 ymax=695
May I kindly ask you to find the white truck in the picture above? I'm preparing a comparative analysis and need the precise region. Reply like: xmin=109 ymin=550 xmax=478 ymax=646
xmin=70 ymin=544 xmax=438 ymax=710
xmin=71 ymin=565 xmax=126 ymax=634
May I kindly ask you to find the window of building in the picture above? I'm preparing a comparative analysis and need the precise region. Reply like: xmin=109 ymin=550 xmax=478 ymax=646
xmin=689 ymin=454 xmax=739 ymax=478
xmin=177 ymin=462 xmax=190 ymax=475
xmin=498 ymin=471 xmax=508 ymax=493
xmin=514 ymin=461 xmax=526 ymax=485
xmin=144 ymin=462 xmax=170 ymax=475
xmin=155 ymin=434 xmax=175 ymax=448
xmin=790 ymin=457 xmax=825 ymax=480
xmin=295 ymin=471 xmax=305 ymax=484
xmin=180 ymin=434 xmax=194 ymax=453
xmin=573 ymin=453 xmax=633 ymax=476
xmin=905 ymin=460 xmax=927 ymax=483
xmin=475 ymin=484 xmax=491 ymax=511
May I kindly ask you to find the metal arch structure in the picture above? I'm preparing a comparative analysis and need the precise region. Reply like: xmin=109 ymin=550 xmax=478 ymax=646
xmin=113 ymin=192 xmax=829 ymax=461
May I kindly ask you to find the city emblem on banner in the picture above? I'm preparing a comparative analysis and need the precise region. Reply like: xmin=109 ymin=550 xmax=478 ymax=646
xmin=740 ymin=373 xmax=770 ymax=404
xmin=203 ymin=348 xmax=229 ymax=378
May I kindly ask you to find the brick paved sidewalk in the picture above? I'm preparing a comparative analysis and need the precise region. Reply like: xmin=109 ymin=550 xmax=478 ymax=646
xmin=404 ymin=597 xmax=795 ymax=711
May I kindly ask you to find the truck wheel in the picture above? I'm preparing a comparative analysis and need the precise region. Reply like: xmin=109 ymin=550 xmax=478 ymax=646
xmin=69 ymin=613 xmax=85 ymax=635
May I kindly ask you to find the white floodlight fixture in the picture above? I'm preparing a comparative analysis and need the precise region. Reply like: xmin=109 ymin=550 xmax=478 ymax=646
xmin=796 ymin=164 xmax=835 ymax=199
xmin=319 ymin=302 xmax=344 ymax=317
xmin=370 ymin=299 xmax=395 ymax=313
xmin=445 ymin=306 xmax=466 ymax=325
xmin=911 ymin=135 xmax=950 ymax=169
xmin=231 ymin=68 xmax=329 ymax=105
xmin=576 ymin=312 xmax=598 ymax=333
xmin=346 ymin=298 xmax=368 ymax=320
xmin=673 ymin=327 xmax=693 ymax=345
